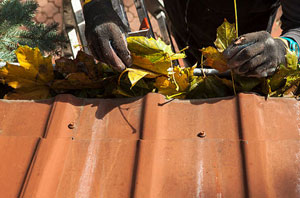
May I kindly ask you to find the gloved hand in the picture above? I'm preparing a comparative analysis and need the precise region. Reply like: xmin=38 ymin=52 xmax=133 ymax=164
xmin=83 ymin=0 xmax=132 ymax=72
xmin=223 ymin=31 xmax=287 ymax=78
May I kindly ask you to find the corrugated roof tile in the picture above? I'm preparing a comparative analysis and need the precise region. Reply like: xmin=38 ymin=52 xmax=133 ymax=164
xmin=1 ymin=93 xmax=300 ymax=197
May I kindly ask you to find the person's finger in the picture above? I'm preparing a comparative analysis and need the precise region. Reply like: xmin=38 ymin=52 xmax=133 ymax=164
xmin=233 ymin=31 xmax=268 ymax=45
xmin=246 ymin=62 xmax=276 ymax=78
xmin=224 ymin=42 xmax=254 ymax=59
xmin=88 ymin=33 xmax=104 ymax=61
xmin=223 ymin=31 xmax=268 ymax=59
xmin=98 ymin=38 xmax=126 ymax=72
xmin=110 ymin=29 xmax=132 ymax=67
xmin=227 ymin=42 xmax=265 ymax=69
xmin=234 ymin=54 xmax=267 ymax=74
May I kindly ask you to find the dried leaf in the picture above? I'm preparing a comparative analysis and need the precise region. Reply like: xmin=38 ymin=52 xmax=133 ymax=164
xmin=112 ymin=87 xmax=134 ymax=98
xmin=201 ymin=46 xmax=229 ymax=72
xmin=4 ymin=86 xmax=50 ymax=100
xmin=52 ymin=72 xmax=103 ymax=90
xmin=55 ymin=51 xmax=103 ymax=79
xmin=270 ymin=71 xmax=300 ymax=97
xmin=55 ymin=57 xmax=78 ymax=75
xmin=75 ymin=51 xmax=100 ymax=79
xmin=118 ymin=68 xmax=159 ymax=89
xmin=268 ymin=64 xmax=290 ymax=91
xmin=0 ymin=46 xmax=53 ymax=99
xmin=154 ymin=66 xmax=190 ymax=99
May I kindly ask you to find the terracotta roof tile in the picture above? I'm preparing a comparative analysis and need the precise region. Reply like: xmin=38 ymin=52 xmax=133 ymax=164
xmin=1 ymin=93 xmax=300 ymax=197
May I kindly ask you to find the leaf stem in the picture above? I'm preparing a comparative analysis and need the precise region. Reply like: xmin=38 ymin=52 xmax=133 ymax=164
xmin=168 ymin=54 xmax=180 ymax=91
xmin=177 ymin=46 xmax=189 ymax=54
xmin=200 ymin=54 xmax=206 ymax=78
xmin=231 ymin=70 xmax=237 ymax=95
xmin=166 ymin=92 xmax=185 ymax=99
xmin=234 ymin=0 xmax=238 ymax=38
xmin=231 ymin=0 xmax=238 ymax=96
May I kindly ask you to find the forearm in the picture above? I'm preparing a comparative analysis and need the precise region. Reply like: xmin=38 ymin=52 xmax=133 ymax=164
xmin=280 ymin=0 xmax=300 ymax=57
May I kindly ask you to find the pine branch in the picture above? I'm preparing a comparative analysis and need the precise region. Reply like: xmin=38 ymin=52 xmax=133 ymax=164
xmin=0 ymin=0 xmax=37 ymax=25
xmin=0 ymin=0 xmax=66 ymax=61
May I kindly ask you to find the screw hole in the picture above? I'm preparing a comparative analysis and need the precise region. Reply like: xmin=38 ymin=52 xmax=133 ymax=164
xmin=197 ymin=131 xmax=206 ymax=138
xmin=68 ymin=122 xmax=75 ymax=129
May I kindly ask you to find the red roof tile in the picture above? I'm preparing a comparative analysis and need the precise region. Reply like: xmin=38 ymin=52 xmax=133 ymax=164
xmin=1 ymin=93 xmax=300 ymax=197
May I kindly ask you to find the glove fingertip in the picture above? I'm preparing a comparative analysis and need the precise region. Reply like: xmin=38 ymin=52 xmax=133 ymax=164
xmin=124 ymin=54 xmax=133 ymax=67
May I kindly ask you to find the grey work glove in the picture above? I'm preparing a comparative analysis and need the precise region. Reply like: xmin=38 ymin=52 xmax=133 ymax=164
xmin=83 ymin=0 xmax=132 ymax=72
xmin=223 ymin=31 xmax=287 ymax=78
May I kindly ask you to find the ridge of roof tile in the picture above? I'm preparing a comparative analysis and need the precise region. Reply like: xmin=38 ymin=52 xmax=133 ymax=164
xmin=0 ymin=93 xmax=300 ymax=197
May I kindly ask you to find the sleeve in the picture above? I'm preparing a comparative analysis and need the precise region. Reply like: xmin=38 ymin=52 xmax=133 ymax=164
xmin=280 ymin=0 xmax=300 ymax=51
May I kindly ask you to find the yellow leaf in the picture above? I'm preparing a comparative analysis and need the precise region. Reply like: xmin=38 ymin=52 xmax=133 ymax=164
xmin=0 ymin=46 xmax=54 ymax=99
xmin=285 ymin=49 xmax=299 ymax=70
xmin=201 ymin=46 xmax=229 ymax=72
xmin=214 ymin=19 xmax=236 ymax=52
xmin=15 ymin=46 xmax=53 ymax=82
xmin=154 ymin=66 xmax=190 ymax=98
xmin=171 ymin=66 xmax=189 ymax=91
xmin=0 ymin=46 xmax=53 ymax=88
xmin=127 ymin=36 xmax=186 ymax=74
xmin=130 ymin=54 xmax=171 ymax=75
xmin=0 ymin=63 xmax=42 ymax=88
xmin=118 ymin=68 xmax=159 ymax=89
xmin=154 ymin=76 xmax=176 ymax=94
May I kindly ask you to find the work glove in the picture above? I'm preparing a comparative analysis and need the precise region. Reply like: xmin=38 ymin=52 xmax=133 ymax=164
xmin=223 ymin=31 xmax=287 ymax=78
xmin=83 ymin=0 xmax=132 ymax=72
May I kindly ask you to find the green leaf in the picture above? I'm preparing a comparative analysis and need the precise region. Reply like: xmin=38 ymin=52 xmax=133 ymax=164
xmin=186 ymin=76 xmax=232 ymax=99
xmin=268 ymin=64 xmax=290 ymax=91
xmin=127 ymin=36 xmax=186 ymax=74
xmin=285 ymin=49 xmax=299 ymax=70
xmin=214 ymin=19 xmax=236 ymax=52
xmin=270 ymin=71 xmax=300 ymax=97
xmin=127 ymin=36 xmax=183 ymax=57
xmin=234 ymin=75 xmax=262 ymax=92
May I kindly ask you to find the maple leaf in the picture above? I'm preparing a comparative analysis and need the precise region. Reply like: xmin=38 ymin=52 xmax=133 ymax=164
xmin=201 ymin=47 xmax=228 ymax=72
xmin=201 ymin=19 xmax=236 ymax=72
xmin=52 ymin=51 xmax=117 ymax=91
xmin=186 ymin=76 xmax=232 ymax=99
xmin=214 ymin=19 xmax=236 ymax=52
xmin=268 ymin=64 xmax=300 ymax=97
xmin=55 ymin=51 xmax=105 ymax=79
xmin=0 ymin=46 xmax=53 ymax=99
xmin=154 ymin=66 xmax=190 ymax=99
xmin=118 ymin=68 xmax=159 ymax=89
xmin=127 ymin=36 xmax=186 ymax=74
xmin=285 ymin=49 xmax=299 ymax=70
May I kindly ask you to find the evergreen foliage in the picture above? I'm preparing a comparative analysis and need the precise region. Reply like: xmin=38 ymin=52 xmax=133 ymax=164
xmin=0 ymin=0 xmax=66 ymax=62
